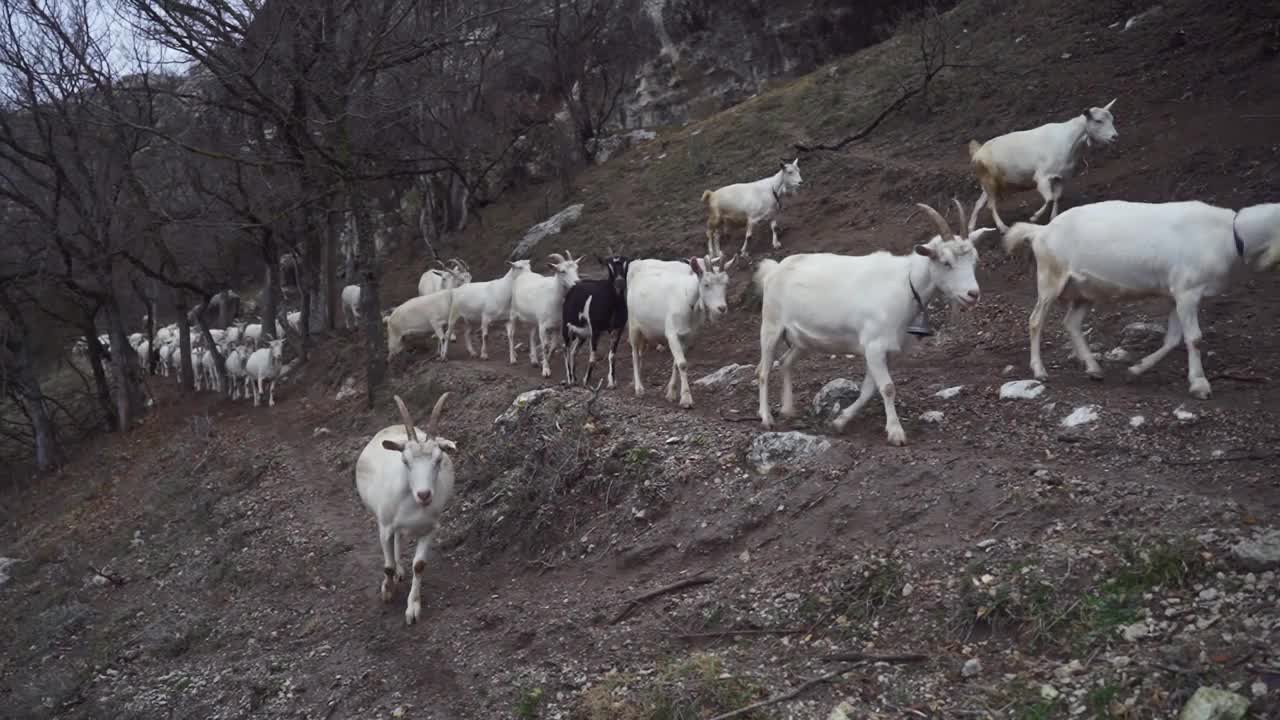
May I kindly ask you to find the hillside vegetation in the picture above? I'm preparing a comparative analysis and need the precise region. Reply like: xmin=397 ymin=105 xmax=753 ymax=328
xmin=2 ymin=0 xmax=1280 ymax=719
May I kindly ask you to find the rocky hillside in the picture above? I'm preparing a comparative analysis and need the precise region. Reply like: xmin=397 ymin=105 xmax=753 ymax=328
xmin=2 ymin=0 xmax=1280 ymax=718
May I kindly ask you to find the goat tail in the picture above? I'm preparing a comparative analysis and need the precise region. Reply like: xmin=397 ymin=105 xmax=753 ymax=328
xmin=700 ymin=189 xmax=712 ymax=205
xmin=1002 ymin=222 xmax=1043 ymax=255
xmin=967 ymin=139 xmax=982 ymax=160
xmin=753 ymin=259 xmax=780 ymax=293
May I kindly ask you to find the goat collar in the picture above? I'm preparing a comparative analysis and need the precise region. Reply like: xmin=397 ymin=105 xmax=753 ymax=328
xmin=907 ymin=275 xmax=934 ymax=337
xmin=1232 ymin=212 xmax=1245 ymax=258
xmin=772 ymin=187 xmax=784 ymax=211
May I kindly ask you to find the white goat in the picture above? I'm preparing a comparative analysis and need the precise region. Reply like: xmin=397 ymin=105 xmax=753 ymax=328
xmin=200 ymin=346 xmax=222 ymax=393
xmin=446 ymin=262 xmax=526 ymax=360
xmin=756 ymin=203 xmax=985 ymax=446
xmin=245 ymin=339 xmax=284 ymax=407
xmin=224 ymin=345 xmax=249 ymax=400
xmin=286 ymin=311 xmax=302 ymax=335
xmin=355 ymin=394 xmax=455 ymax=625
xmin=385 ymin=290 xmax=456 ymax=361
xmin=967 ymin=99 xmax=1118 ymax=232
xmin=508 ymin=252 xmax=582 ymax=378
xmin=1003 ymin=200 xmax=1280 ymax=399
xmin=701 ymin=159 xmax=803 ymax=258
xmin=626 ymin=254 xmax=736 ymax=408
xmin=342 ymin=285 xmax=363 ymax=329
xmin=157 ymin=342 xmax=174 ymax=377
xmin=418 ymin=259 xmax=472 ymax=296
xmin=225 ymin=321 xmax=244 ymax=346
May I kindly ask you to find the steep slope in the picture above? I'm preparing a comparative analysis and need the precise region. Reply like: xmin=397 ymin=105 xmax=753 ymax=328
xmin=3 ymin=0 xmax=1280 ymax=718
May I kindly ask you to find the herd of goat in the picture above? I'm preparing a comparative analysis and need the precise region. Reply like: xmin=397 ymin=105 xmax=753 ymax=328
xmin=77 ymin=99 xmax=1280 ymax=622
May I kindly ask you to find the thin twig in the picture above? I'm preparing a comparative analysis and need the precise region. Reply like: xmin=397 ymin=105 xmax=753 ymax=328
xmin=796 ymin=479 xmax=840 ymax=515
xmin=88 ymin=565 xmax=127 ymax=586
xmin=610 ymin=574 xmax=717 ymax=624
xmin=717 ymin=409 xmax=758 ymax=423
xmin=678 ymin=628 xmax=808 ymax=640
xmin=1211 ymin=372 xmax=1269 ymax=384
xmin=706 ymin=664 xmax=865 ymax=720
xmin=584 ymin=379 xmax=605 ymax=419
xmin=818 ymin=651 xmax=929 ymax=664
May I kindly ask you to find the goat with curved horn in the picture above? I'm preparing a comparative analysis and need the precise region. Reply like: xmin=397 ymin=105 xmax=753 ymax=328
xmin=916 ymin=203 xmax=954 ymax=241
xmin=425 ymin=392 xmax=449 ymax=436
xmin=394 ymin=394 xmax=419 ymax=442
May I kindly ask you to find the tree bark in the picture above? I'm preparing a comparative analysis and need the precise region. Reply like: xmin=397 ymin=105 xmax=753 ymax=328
xmin=104 ymin=293 xmax=145 ymax=429
xmin=175 ymin=296 xmax=196 ymax=392
xmin=351 ymin=190 xmax=386 ymax=409
xmin=1 ymin=293 xmax=61 ymax=472
xmin=82 ymin=316 xmax=117 ymax=431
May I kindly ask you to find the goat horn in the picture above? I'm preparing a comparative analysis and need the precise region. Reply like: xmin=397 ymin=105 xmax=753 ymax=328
xmin=951 ymin=198 xmax=967 ymax=236
xmin=547 ymin=252 xmax=566 ymax=265
xmin=426 ymin=392 xmax=450 ymax=437
xmin=915 ymin=203 xmax=953 ymax=242
xmin=394 ymin=394 xmax=418 ymax=442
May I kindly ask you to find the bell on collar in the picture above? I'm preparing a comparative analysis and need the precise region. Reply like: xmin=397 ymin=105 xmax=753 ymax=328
xmin=906 ymin=311 xmax=934 ymax=337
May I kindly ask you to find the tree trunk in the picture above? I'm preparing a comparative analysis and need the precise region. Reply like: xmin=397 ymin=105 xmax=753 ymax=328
xmin=104 ymin=295 xmax=145 ymax=429
xmin=1 ymin=293 xmax=61 ymax=471
xmin=82 ymin=318 xmax=117 ymax=431
xmin=351 ymin=190 xmax=386 ymax=409
xmin=262 ymin=235 xmax=282 ymax=344
xmin=175 ymin=296 xmax=196 ymax=392
xmin=321 ymin=204 xmax=341 ymax=331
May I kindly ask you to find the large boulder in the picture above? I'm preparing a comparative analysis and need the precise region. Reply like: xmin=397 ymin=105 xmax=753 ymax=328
xmin=811 ymin=378 xmax=860 ymax=420
xmin=1177 ymin=687 xmax=1250 ymax=720
xmin=509 ymin=205 xmax=584 ymax=261
xmin=748 ymin=431 xmax=832 ymax=474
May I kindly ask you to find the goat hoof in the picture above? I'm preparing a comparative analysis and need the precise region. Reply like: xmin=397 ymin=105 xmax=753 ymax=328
xmin=680 ymin=398 xmax=694 ymax=409
xmin=1087 ymin=370 xmax=1104 ymax=381
xmin=1190 ymin=380 xmax=1211 ymax=399
xmin=886 ymin=428 xmax=907 ymax=446
xmin=405 ymin=601 xmax=421 ymax=625
xmin=541 ymin=368 xmax=552 ymax=378
xmin=634 ymin=387 xmax=645 ymax=397
xmin=380 ymin=582 xmax=394 ymax=603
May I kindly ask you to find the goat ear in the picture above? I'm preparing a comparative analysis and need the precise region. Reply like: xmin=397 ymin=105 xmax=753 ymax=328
xmin=436 ymin=439 xmax=457 ymax=452
xmin=914 ymin=244 xmax=936 ymax=259
xmin=381 ymin=440 xmax=405 ymax=452
xmin=688 ymin=257 xmax=704 ymax=276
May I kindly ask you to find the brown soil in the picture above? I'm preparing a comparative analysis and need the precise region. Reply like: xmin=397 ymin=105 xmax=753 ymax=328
xmin=3 ymin=0 xmax=1280 ymax=718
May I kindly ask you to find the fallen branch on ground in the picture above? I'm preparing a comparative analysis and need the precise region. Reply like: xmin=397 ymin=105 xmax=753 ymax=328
xmin=678 ymin=627 xmax=808 ymax=640
xmin=89 ymin=565 xmax=127 ymax=586
xmin=610 ymin=574 xmax=716 ymax=624
xmin=1165 ymin=451 xmax=1280 ymax=466
xmin=706 ymin=664 xmax=864 ymax=720
xmin=819 ymin=651 xmax=930 ymax=664
xmin=717 ymin=409 xmax=759 ymax=423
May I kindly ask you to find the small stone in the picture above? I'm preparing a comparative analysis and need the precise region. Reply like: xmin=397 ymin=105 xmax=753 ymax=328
xmin=1173 ymin=406 xmax=1197 ymax=422
xmin=901 ymin=583 xmax=914 ymax=598
xmin=1231 ymin=529 xmax=1280 ymax=571
xmin=694 ymin=363 xmax=755 ymax=388
xmin=828 ymin=701 xmax=856 ymax=720
xmin=1110 ymin=655 xmax=1132 ymax=668
xmin=1105 ymin=347 xmax=1131 ymax=361
xmin=811 ymin=378 xmax=861 ymax=420
xmin=739 ymin=550 xmax=750 ymax=563
xmin=976 ymin=539 xmax=998 ymax=549
xmin=1176 ymin=686 xmax=1249 ymax=720
xmin=748 ymin=432 xmax=833 ymax=474
xmin=1198 ymin=588 xmax=1219 ymax=602
xmin=1130 ymin=415 xmax=1146 ymax=428
xmin=1002 ymin=364 xmax=1015 ymax=376
xmin=1054 ymin=660 xmax=1084 ymax=681
xmin=1041 ymin=684 xmax=1060 ymax=700
xmin=962 ymin=658 xmax=982 ymax=678
xmin=1122 ymin=622 xmax=1149 ymax=641
xmin=1252 ymin=681 xmax=1268 ymax=698
xmin=919 ymin=410 xmax=944 ymax=423
xmin=934 ymin=385 xmax=963 ymax=399
xmin=1060 ymin=405 xmax=1100 ymax=428
xmin=391 ymin=708 xmax=406 ymax=719
xmin=1000 ymin=379 xmax=1045 ymax=400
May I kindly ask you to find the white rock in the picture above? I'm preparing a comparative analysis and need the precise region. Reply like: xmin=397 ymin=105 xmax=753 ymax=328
xmin=828 ymin=701 xmax=856 ymax=720
xmin=334 ymin=376 xmax=358 ymax=401
xmin=0 ymin=557 xmax=20 ymax=587
xmin=1173 ymin=406 xmax=1197 ymax=421
xmin=1060 ymin=405 xmax=1100 ymax=428
xmin=494 ymin=388 xmax=558 ymax=428
xmin=1040 ymin=684 xmax=1060 ymax=701
xmin=976 ymin=539 xmax=998 ymax=549
xmin=1176 ymin=687 xmax=1249 ymax=720
xmin=1198 ymin=588 xmax=1218 ymax=602
xmin=694 ymin=363 xmax=755 ymax=387
xmin=919 ymin=410 xmax=945 ymax=423
xmin=510 ymin=204 xmax=584 ymax=259
xmin=1130 ymin=415 xmax=1146 ymax=428
xmin=934 ymin=385 xmax=964 ymax=399
xmin=1000 ymin=379 xmax=1045 ymax=400
xmin=1121 ymin=622 xmax=1149 ymax=641
xmin=961 ymin=658 xmax=982 ymax=677
xmin=1105 ymin=347 xmax=1131 ymax=361
xmin=1251 ymin=681 xmax=1268 ymax=698
xmin=748 ymin=432 xmax=832 ymax=474
xmin=1054 ymin=660 xmax=1084 ymax=680
xmin=812 ymin=378 xmax=861 ymax=420
xmin=1124 ymin=321 xmax=1165 ymax=337
xmin=901 ymin=583 xmax=914 ymax=597
xmin=1001 ymin=364 xmax=1015 ymax=376
xmin=1231 ymin=529 xmax=1280 ymax=571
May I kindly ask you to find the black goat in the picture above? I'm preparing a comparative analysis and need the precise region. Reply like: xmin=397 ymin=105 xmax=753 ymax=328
xmin=561 ymin=255 xmax=631 ymax=387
